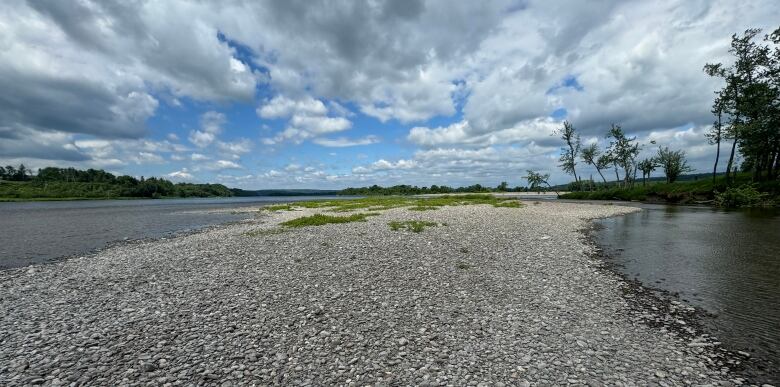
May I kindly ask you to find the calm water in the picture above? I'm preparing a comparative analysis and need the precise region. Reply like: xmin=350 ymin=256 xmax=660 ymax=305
xmin=0 ymin=196 xmax=344 ymax=269
xmin=594 ymin=205 xmax=780 ymax=380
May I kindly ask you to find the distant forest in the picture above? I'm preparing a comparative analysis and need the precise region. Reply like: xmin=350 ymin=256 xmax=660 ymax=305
xmin=338 ymin=182 xmax=527 ymax=196
xmin=0 ymin=165 xmax=233 ymax=200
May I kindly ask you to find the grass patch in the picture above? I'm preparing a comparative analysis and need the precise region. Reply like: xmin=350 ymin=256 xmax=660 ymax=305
xmin=245 ymin=228 xmax=288 ymax=237
xmin=263 ymin=204 xmax=295 ymax=211
xmin=280 ymin=212 xmax=380 ymax=228
xmin=456 ymin=261 xmax=471 ymax=270
xmin=388 ymin=220 xmax=439 ymax=233
xmin=267 ymin=194 xmax=524 ymax=213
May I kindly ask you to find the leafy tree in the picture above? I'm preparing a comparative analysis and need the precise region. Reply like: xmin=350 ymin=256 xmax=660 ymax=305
xmin=555 ymin=121 xmax=581 ymax=185
xmin=637 ymin=158 xmax=657 ymax=186
xmin=581 ymin=143 xmax=609 ymax=185
xmin=524 ymin=170 xmax=556 ymax=195
xmin=705 ymin=27 xmax=780 ymax=182
xmin=496 ymin=181 xmax=508 ymax=191
xmin=605 ymin=124 xmax=640 ymax=187
xmin=656 ymin=147 xmax=694 ymax=183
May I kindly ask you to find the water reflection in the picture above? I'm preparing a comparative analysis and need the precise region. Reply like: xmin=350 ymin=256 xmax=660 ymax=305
xmin=594 ymin=205 xmax=779 ymax=379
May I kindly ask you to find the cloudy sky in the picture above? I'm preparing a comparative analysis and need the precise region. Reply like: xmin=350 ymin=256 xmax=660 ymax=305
xmin=1 ymin=1 xmax=777 ymax=189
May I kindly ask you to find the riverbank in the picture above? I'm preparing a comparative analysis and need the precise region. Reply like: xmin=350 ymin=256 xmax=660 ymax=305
xmin=559 ymin=175 xmax=779 ymax=207
xmin=0 ymin=201 xmax=747 ymax=385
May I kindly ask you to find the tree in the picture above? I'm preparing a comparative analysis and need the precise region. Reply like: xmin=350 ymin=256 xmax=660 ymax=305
xmin=637 ymin=158 xmax=657 ymax=186
xmin=556 ymin=121 xmax=581 ymax=186
xmin=705 ymin=28 xmax=780 ymax=182
xmin=706 ymin=94 xmax=725 ymax=182
xmin=496 ymin=181 xmax=508 ymax=192
xmin=581 ymin=143 xmax=609 ymax=184
xmin=605 ymin=124 xmax=640 ymax=187
xmin=656 ymin=147 xmax=694 ymax=183
xmin=524 ymin=170 xmax=558 ymax=196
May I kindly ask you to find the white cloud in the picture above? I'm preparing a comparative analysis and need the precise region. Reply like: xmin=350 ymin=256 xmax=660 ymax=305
xmin=259 ymin=96 xmax=354 ymax=145
xmin=167 ymin=168 xmax=194 ymax=180
xmin=313 ymin=135 xmax=380 ymax=147
xmin=208 ymin=160 xmax=242 ymax=170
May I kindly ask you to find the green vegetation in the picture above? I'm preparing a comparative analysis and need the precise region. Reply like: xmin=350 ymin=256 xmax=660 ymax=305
xmin=338 ymin=183 xmax=529 ymax=195
xmin=388 ymin=220 xmax=439 ymax=232
xmin=560 ymin=174 xmax=779 ymax=205
xmin=280 ymin=213 xmax=380 ymax=228
xmin=0 ymin=166 xmax=233 ymax=200
xmin=552 ymin=28 xmax=780 ymax=208
xmin=263 ymin=204 xmax=295 ymax=211
xmin=714 ymin=184 xmax=773 ymax=208
xmin=269 ymin=194 xmax=523 ymax=213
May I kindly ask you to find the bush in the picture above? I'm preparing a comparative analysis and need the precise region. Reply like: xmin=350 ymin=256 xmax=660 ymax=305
xmin=714 ymin=184 xmax=770 ymax=208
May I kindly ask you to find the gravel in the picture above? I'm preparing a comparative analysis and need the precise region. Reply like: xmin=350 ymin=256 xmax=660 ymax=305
xmin=0 ymin=201 xmax=747 ymax=386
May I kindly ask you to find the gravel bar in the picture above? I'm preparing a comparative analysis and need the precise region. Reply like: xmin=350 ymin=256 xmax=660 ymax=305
xmin=0 ymin=202 xmax=741 ymax=386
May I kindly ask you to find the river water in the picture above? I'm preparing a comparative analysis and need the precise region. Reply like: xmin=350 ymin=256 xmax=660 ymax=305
xmin=593 ymin=204 xmax=780 ymax=382
xmin=0 ymin=196 xmax=343 ymax=269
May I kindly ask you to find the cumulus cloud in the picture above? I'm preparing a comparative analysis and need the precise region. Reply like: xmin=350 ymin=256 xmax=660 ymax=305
xmin=259 ymin=95 xmax=353 ymax=145
xmin=3 ymin=0 xmax=778 ymax=187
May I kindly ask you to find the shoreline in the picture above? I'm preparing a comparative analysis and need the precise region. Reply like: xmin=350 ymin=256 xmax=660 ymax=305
xmin=0 ymin=201 xmax=763 ymax=385
xmin=581 ymin=221 xmax=774 ymax=385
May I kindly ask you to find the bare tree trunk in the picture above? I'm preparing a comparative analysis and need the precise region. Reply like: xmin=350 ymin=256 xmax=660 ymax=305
xmin=725 ymin=135 xmax=738 ymax=184
xmin=595 ymin=168 xmax=607 ymax=185
xmin=713 ymin=110 xmax=721 ymax=183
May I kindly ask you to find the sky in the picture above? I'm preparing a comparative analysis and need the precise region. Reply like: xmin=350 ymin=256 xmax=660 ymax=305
xmin=1 ymin=0 xmax=778 ymax=189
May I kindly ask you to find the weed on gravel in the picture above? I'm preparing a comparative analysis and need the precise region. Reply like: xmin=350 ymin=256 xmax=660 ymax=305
xmin=270 ymin=194 xmax=523 ymax=213
xmin=263 ymin=204 xmax=295 ymax=211
xmin=388 ymin=220 xmax=439 ymax=233
xmin=281 ymin=212 xmax=380 ymax=227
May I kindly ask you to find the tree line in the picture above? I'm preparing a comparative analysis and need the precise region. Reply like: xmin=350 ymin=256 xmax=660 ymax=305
xmin=541 ymin=26 xmax=780 ymax=193
xmin=338 ymin=183 xmax=535 ymax=196
xmin=539 ymin=121 xmax=693 ymax=192
xmin=0 ymin=165 xmax=233 ymax=199
xmin=704 ymin=27 xmax=780 ymax=182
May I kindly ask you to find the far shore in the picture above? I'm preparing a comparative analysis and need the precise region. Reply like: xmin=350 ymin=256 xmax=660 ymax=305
xmin=0 ymin=199 xmax=741 ymax=385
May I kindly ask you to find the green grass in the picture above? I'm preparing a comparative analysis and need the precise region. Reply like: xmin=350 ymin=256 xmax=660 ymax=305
xmin=267 ymin=194 xmax=523 ymax=213
xmin=388 ymin=220 xmax=439 ymax=232
xmin=263 ymin=204 xmax=295 ymax=211
xmin=280 ymin=212 xmax=380 ymax=227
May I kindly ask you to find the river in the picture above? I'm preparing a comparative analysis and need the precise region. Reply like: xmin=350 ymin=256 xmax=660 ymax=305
xmin=593 ymin=204 xmax=780 ymax=383
xmin=0 ymin=196 xmax=344 ymax=269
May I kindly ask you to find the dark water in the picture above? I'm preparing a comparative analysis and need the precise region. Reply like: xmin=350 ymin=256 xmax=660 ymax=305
xmin=594 ymin=205 xmax=780 ymax=380
xmin=0 ymin=196 xmax=343 ymax=269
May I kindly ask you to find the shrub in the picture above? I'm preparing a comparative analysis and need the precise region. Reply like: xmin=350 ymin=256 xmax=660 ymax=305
xmin=714 ymin=184 xmax=770 ymax=208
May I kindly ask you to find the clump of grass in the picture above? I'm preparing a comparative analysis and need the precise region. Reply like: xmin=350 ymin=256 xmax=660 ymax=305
xmin=388 ymin=220 xmax=439 ymax=233
xmin=278 ymin=194 xmax=524 ymax=213
xmin=263 ymin=204 xmax=295 ymax=211
xmin=280 ymin=212 xmax=380 ymax=228
xmin=245 ymin=228 xmax=288 ymax=237
xmin=532 ymin=201 xmax=541 ymax=205
xmin=456 ymin=261 xmax=471 ymax=270
xmin=459 ymin=247 xmax=469 ymax=253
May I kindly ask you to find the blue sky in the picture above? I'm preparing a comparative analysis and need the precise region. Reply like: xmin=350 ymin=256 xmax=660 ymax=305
xmin=1 ymin=1 xmax=778 ymax=189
